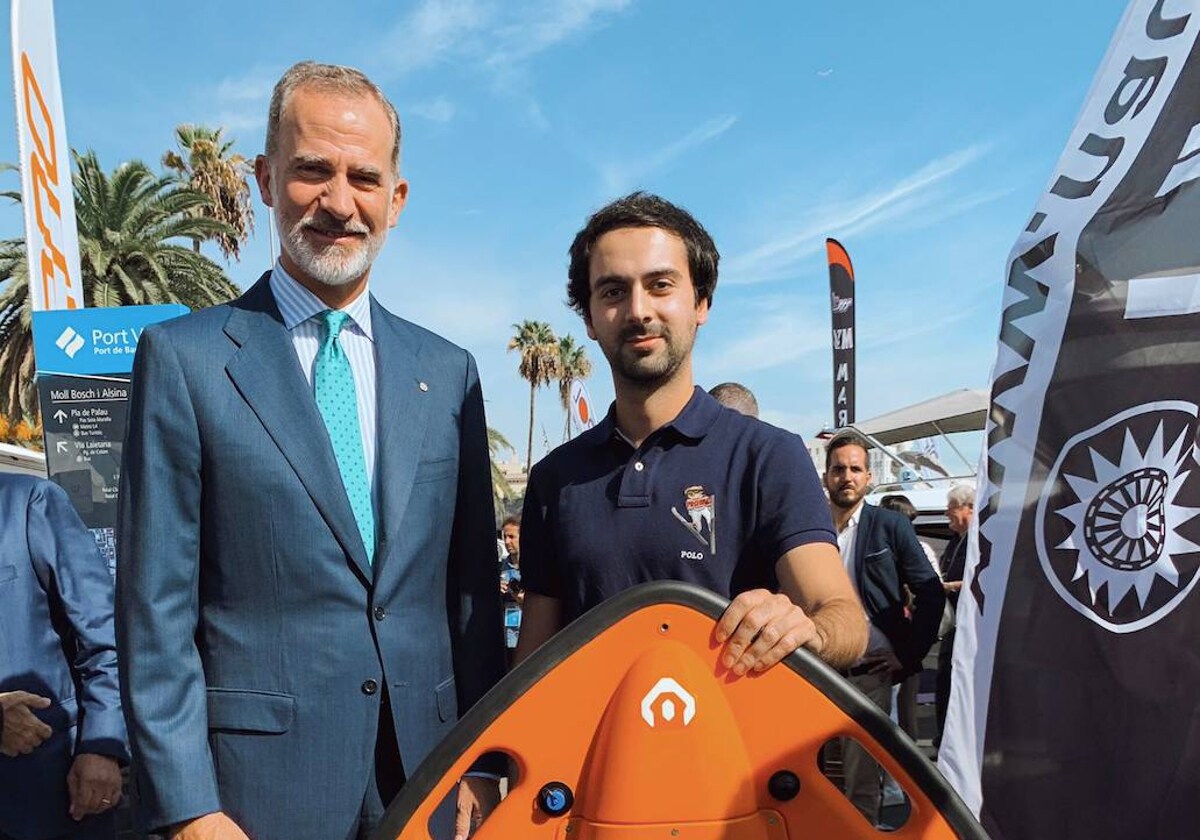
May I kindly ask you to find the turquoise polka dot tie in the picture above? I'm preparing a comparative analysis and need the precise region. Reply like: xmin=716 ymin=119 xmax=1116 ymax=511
xmin=315 ymin=310 xmax=375 ymax=565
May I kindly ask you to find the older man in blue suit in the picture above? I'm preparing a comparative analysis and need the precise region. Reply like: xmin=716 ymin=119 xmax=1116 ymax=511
xmin=116 ymin=61 xmax=504 ymax=840
xmin=0 ymin=474 xmax=127 ymax=840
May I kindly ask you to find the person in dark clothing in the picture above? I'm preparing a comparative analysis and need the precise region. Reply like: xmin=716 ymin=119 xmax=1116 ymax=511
xmin=823 ymin=436 xmax=945 ymax=824
xmin=878 ymin=494 xmax=941 ymax=742
xmin=935 ymin=483 xmax=975 ymax=746
xmin=499 ymin=517 xmax=523 ymax=666
xmin=515 ymin=192 xmax=868 ymax=675
xmin=1 ymin=475 xmax=127 ymax=840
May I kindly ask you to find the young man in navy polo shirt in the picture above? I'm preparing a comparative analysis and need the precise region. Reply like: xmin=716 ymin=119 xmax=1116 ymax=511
xmin=514 ymin=192 xmax=868 ymax=674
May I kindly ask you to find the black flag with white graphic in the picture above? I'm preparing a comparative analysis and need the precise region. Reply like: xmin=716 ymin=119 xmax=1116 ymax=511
xmin=940 ymin=3 xmax=1200 ymax=838
xmin=826 ymin=238 xmax=855 ymax=427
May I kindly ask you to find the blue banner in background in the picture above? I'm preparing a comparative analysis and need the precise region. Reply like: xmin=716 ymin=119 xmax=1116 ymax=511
xmin=32 ymin=304 xmax=188 ymax=376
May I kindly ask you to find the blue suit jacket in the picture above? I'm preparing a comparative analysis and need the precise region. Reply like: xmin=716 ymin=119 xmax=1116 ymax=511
xmin=853 ymin=503 xmax=946 ymax=674
xmin=0 ymin=474 xmax=127 ymax=840
xmin=116 ymin=274 xmax=505 ymax=839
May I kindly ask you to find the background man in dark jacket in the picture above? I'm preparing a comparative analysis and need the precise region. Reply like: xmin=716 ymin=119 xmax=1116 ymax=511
xmin=823 ymin=434 xmax=945 ymax=825
xmin=0 ymin=474 xmax=127 ymax=839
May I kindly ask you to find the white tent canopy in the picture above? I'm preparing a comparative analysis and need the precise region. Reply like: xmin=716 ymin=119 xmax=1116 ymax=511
xmin=848 ymin=388 xmax=989 ymax=446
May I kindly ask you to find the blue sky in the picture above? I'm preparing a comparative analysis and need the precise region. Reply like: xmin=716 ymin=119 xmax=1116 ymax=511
xmin=2 ymin=0 xmax=1130 ymax=464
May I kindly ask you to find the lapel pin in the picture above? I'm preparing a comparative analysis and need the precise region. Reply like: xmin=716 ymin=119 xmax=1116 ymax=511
xmin=419 ymin=381 xmax=429 ymax=392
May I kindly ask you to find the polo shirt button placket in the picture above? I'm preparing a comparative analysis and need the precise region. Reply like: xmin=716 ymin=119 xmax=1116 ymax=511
xmin=618 ymin=447 xmax=653 ymax=508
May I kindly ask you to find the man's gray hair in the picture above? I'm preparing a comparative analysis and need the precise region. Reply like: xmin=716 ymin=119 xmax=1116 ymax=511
xmin=265 ymin=61 xmax=402 ymax=175
xmin=947 ymin=482 xmax=976 ymax=507
xmin=709 ymin=382 xmax=759 ymax=418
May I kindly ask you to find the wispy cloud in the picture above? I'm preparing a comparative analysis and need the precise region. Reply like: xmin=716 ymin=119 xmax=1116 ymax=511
xmin=724 ymin=145 xmax=990 ymax=285
xmin=600 ymin=115 xmax=738 ymax=194
xmin=859 ymin=298 xmax=991 ymax=354
xmin=378 ymin=0 xmax=632 ymax=79
xmin=382 ymin=0 xmax=494 ymax=76
xmin=523 ymin=97 xmax=551 ymax=132
xmin=485 ymin=0 xmax=633 ymax=72
xmin=408 ymin=97 xmax=458 ymax=123
xmin=197 ymin=2 xmax=632 ymax=144
xmin=699 ymin=301 xmax=828 ymax=377
xmin=213 ymin=69 xmax=278 ymax=104
xmin=696 ymin=296 xmax=832 ymax=434
xmin=199 ymin=66 xmax=283 ymax=141
xmin=209 ymin=110 xmax=266 ymax=136
xmin=378 ymin=248 xmax=521 ymax=348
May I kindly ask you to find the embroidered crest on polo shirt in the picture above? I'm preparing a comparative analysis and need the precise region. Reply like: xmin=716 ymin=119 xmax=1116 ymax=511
xmin=672 ymin=484 xmax=716 ymax=555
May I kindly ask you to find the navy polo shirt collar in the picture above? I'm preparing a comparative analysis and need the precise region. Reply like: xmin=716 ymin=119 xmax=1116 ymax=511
xmin=591 ymin=386 xmax=722 ymax=448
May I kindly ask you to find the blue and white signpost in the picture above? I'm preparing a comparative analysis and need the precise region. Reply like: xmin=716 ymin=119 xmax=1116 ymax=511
xmin=33 ymin=305 xmax=186 ymax=571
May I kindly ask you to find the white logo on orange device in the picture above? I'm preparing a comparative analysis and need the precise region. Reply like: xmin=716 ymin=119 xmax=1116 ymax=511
xmin=640 ymin=677 xmax=696 ymax=728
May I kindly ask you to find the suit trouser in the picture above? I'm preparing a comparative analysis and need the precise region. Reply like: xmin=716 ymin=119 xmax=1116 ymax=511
xmin=934 ymin=628 xmax=955 ymax=747
xmin=354 ymin=691 xmax=407 ymax=840
xmin=895 ymin=673 xmax=920 ymax=738
xmin=352 ymin=694 xmax=458 ymax=840
xmin=841 ymin=670 xmax=893 ymax=824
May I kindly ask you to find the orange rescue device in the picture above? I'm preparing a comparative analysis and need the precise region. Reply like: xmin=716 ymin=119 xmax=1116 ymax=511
xmin=374 ymin=582 xmax=986 ymax=839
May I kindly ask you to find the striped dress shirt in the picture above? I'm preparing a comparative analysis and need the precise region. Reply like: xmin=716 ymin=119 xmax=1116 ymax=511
xmin=269 ymin=263 xmax=378 ymax=501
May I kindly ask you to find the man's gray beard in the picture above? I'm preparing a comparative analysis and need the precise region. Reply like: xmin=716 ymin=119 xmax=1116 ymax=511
xmin=280 ymin=219 xmax=384 ymax=288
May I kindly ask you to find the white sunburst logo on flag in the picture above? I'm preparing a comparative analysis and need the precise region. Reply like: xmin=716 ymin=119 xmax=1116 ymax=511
xmin=1055 ymin=424 xmax=1200 ymax=606
xmin=1037 ymin=402 xmax=1200 ymax=633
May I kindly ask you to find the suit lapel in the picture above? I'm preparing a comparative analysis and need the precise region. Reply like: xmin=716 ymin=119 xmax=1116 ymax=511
xmin=371 ymin=300 xmax=432 ymax=581
xmin=223 ymin=274 xmax=372 ymax=583
xmin=854 ymin=503 xmax=875 ymax=591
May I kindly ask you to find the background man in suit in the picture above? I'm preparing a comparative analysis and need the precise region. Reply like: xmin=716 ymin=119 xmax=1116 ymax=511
xmin=1 ymin=474 xmax=127 ymax=839
xmin=822 ymin=434 xmax=944 ymax=826
xmin=117 ymin=62 xmax=504 ymax=840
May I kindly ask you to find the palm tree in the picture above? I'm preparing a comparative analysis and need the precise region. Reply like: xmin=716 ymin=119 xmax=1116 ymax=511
xmin=487 ymin=426 xmax=516 ymax=512
xmin=162 ymin=124 xmax=254 ymax=260
xmin=507 ymin=320 xmax=560 ymax=475
xmin=73 ymin=151 xmax=240 ymax=307
xmin=0 ymin=152 xmax=240 ymax=426
xmin=0 ymin=164 xmax=34 ymax=428
xmin=556 ymin=335 xmax=593 ymax=441
xmin=0 ymin=231 xmax=35 ymax=427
